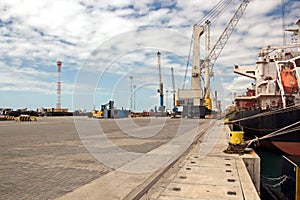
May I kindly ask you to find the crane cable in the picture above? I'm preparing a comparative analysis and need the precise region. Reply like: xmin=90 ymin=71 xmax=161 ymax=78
xmin=182 ymin=0 xmax=235 ymax=89
xmin=195 ymin=0 xmax=225 ymax=25
xmin=210 ymin=0 xmax=235 ymax=25
xmin=196 ymin=0 xmax=233 ymax=25
xmin=183 ymin=35 xmax=193 ymax=89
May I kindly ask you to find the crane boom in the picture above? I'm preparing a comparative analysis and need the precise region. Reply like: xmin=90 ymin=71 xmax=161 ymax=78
xmin=202 ymin=0 xmax=250 ymax=98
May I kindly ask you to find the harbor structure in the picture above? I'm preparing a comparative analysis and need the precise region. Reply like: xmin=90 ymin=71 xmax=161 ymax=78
xmin=56 ymin=61 xmax=62 ymax=110
xmin=177 ymin=0 xmax=250 ymax=118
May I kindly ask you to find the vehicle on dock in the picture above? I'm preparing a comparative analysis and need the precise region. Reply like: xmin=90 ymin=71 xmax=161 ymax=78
xmin=0 ymin=108 xmax=12 ymax=115
xmin=227 ymin=18 xmax=300 ymax=156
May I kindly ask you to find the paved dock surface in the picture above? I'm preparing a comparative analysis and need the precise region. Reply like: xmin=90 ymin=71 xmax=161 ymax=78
xmin=0 ymin=117 xmax=110 ymax=200
xmin=0 ymin=117 xmax=209 ymax=199
xmin=0 ymin=117 xmax=259 ymax=199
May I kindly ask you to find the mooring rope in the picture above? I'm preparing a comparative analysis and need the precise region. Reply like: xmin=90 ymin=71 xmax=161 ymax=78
xmin=245 ymin=120 xmax=300 ymax=147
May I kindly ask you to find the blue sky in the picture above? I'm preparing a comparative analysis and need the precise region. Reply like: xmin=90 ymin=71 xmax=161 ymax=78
xmin=0 ymin=0 xmax=299 ymax=111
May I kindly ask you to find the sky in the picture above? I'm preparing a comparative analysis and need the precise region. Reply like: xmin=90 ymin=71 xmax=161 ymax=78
xmin=0 ymin=0 xmax=299 ymax=112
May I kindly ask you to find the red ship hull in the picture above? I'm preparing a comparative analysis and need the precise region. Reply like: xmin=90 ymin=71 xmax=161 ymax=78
xmin=271 ymin=141 xmax=300 ymax=156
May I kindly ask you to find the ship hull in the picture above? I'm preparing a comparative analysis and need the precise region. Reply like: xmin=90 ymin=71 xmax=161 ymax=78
xmin=227 ymin=105 xmax=300 ymax=155
xmin=271 ymin=141 xmax=300 ymax=156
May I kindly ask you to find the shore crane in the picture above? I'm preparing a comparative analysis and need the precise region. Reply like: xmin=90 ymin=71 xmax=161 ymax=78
xmin=202 ymin=0 xmax=251 ymax=93
xmin=180 ymin=0 xmax=250 ymax=117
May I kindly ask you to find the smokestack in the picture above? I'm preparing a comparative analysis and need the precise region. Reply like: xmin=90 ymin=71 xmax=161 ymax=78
xmin=56 ymin=61 xmax=62 ymax=110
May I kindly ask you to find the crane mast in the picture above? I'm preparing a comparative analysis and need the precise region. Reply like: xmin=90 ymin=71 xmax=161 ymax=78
xmin=204 ymin=20 xmax=212 ymax=111
xmin=171 ymin=67 xmax=176 ymax=108
xmin=191 ymin=25 xmax=205 ymax=91
xmin=157 ymin=51 xmax=164 ymax=108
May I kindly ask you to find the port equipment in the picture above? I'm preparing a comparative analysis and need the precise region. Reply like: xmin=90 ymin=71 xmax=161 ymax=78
xmin=43 ymin=108 xmax=72 ymax=116
xmin=180 ymin=0 xmax=250 ymax=117
xmin=101 ymin=100 xmax=114 ymax=118
xmin=170 ymin=67 xmax=182 ymax=118
xmin=171 ymin=67 xmax=176 ymax=108
xmin=5 ymin=115 xmax=15 ymax=121
xmin=92 ymin=110 xmax=103 ymax=118
xmin=178 ymin=23 xmax=206 ymax=117
xmin=17 ymin=115 xmax=37 ymax=122
xmin=157 ymin=51 xmax=164 ymax=109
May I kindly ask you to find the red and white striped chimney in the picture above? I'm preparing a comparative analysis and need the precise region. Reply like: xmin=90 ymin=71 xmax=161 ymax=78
xmin=56 ymin=61 xmax=62 ymax=110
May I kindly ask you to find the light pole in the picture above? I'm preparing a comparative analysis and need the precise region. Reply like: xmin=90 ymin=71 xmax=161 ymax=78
xmin=133 ymin=85 xmax=136 ymax=111
xmin=166 ymin=90 xmax=169 ymax=110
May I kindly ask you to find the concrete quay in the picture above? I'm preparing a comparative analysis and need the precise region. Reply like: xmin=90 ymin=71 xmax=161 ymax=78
xmin=146 ymin=120 xmax=261 ymax=200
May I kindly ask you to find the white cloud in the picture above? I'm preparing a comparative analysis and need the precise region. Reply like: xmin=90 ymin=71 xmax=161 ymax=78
xmin=223 ymin=76 xmax=254 ymax=95
xmin=0 ymin=0 xmax=299 ymax=110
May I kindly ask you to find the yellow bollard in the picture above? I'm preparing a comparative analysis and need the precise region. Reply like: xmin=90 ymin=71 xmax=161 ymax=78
xmin=224 ymin=118 xmax=229 ymax=123
xmin=229 ymin=131 xmax=244 ymax=145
